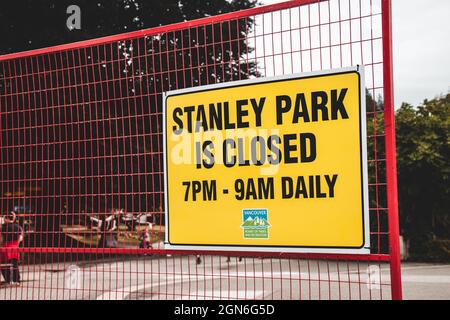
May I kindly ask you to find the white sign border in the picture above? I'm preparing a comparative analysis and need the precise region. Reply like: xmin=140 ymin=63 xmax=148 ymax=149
xmin=162 ymin=66 xmax=370 ymax=255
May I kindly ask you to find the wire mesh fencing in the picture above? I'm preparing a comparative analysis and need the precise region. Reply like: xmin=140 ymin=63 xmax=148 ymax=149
xmin=0 ymin=0 xmax=400 ymax=300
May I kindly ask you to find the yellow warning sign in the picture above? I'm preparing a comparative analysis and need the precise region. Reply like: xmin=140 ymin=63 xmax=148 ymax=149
xmin=163 ymin=67 xmax=369 ymax=254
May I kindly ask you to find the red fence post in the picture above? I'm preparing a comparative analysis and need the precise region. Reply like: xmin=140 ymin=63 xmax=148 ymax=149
xmin=382 ymin=0 xmax=403 ymax=300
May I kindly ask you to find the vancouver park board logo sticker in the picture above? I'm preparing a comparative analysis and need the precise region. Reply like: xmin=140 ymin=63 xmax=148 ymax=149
xmin=241 ymin=209 xmax=271 ymax=239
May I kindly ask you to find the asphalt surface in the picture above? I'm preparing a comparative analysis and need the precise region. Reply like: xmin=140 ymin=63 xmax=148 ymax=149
xmin=0 ymin=255 xmax=449 ymax=300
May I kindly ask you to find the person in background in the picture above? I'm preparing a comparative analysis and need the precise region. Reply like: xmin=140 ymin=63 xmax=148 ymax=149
xmin=226 ymin=256 xmax=243 ymax=263
xmin=0 ymin=212 xmax=24 ymax=285
xmin=139 ymin=226 xmax=152 ymax=249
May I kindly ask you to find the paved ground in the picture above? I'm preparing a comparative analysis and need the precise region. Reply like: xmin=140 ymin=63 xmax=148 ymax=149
xmin=0 ymin=255 xmax=448 ymax=300
xmin=399 ymin=263 xmax=450 ymax=300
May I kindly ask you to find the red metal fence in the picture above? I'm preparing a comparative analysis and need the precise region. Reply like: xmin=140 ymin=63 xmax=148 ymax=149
xmin=0 ymin=0 xmax=401 ymax=300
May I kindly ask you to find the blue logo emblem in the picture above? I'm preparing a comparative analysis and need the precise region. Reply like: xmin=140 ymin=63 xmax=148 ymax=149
xmin=241 ymin=209 xmax=270 ymax=239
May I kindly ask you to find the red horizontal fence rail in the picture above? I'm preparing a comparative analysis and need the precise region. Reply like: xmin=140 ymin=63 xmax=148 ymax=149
xmin=0 ymin=0 xmax=401 ymax=300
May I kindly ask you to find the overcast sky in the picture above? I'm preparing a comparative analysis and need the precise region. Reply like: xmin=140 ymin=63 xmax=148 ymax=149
xmin=261 ymin=0 xmax=450 ymax=107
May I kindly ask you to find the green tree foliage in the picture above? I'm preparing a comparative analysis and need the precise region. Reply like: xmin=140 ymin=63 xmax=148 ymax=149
xmin=365 ymin=91 xmax=449 ymax=260
xmin=396 ymin=94 xmax=450 ymax=260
